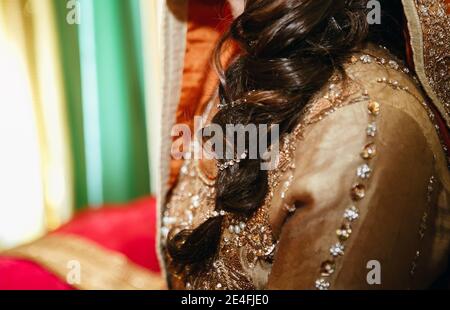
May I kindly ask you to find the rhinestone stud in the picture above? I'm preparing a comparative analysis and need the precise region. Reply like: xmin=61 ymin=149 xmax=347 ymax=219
xmin=330 ymin=242 xmax=345 ymax=257
xmin=366 ymin=122 xmax=377 ymax=137
xmin=360 ymin=55 xmax=372 ymax=64
xmin=357 ymin=164 xmax=372 ymax=179
xmin=388 ymin=60 xmax=399 ymax=70
xmin=315 ymin=278 xmax=330 ymax=290
xmin=344 ymin=206 xmax=360 ymax=222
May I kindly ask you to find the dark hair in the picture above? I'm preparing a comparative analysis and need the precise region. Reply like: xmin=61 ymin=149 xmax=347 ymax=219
xmin=167 ymin=0 xmax=404 ymax=271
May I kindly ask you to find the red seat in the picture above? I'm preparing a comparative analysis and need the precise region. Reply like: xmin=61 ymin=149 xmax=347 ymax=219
xmin=0 ymin=196 xmax=160 ymax=290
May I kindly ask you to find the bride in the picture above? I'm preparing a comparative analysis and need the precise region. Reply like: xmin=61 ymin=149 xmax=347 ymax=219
xmin=158 ymin=0 xmax=450 ymax=290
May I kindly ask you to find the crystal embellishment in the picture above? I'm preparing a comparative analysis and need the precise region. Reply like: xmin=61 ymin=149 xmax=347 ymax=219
xmin=344 ymin=206 xmax=359 ymax=222
xmin=330 ymin=243 xmax=345 ymax=257
xmin=366 ymin=122 xmax=377 ymax=137
xmin=312 ymin=91 xmax=381 ymax=289
xmin=360 ymin=55 xmax=372 ymax=64
xmin=388 ymin=60 xmax=399 ymax=70
xmin=315 ymin=278 xmax=330 ymax=290
xmin=357 ymin=164 xmax=372 ymax=179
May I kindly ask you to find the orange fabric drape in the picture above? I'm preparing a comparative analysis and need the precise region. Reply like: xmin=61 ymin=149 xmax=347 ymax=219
xmin=169 ymin=0 xmax=239 ymax=186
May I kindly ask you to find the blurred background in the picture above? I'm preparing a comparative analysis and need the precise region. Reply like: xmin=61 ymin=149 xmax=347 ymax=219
xmin=0 ymin=0 xmax=163 ymax=250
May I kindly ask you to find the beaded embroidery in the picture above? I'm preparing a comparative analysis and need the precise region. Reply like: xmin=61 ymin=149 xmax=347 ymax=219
xmin=413 ymin=0 xmax=450 ymax=120
xmin=313 ymin=49 xmax=447 ymax=289
xmin=351 ymin=49 xmax=450 ymax=167
xmin=163 ymin=155 xmax=276 ymax=290
xmin=314 ymin=92 xmax=377 ymax=290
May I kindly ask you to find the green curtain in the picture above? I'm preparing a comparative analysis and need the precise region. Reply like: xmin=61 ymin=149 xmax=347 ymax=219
xmin=53 ymin=0 xmax=88 ymax=210
xmin=52 ymin=0 xmax=150 ymax=209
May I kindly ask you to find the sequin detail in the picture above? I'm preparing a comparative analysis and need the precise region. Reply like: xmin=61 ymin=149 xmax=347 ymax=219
xmin=314 ymin=92 xmax=378 ymax=290
xmin=413 ymin=0 xmax=450 ymax=124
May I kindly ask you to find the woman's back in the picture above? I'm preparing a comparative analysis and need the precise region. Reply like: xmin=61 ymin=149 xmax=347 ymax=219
xmin=161 ymin=44 xmax=450 ymax=289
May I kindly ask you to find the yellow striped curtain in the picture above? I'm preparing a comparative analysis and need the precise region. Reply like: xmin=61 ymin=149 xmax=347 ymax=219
xmin=140 ymin=0 xmax=163 ymax=193
xmin=0 ymin=0 xmax=73 ymax=249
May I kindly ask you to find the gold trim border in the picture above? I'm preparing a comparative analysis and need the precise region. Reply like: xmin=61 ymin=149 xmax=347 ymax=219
xmin=401 ymin=0 xmax=450 ymax=128
xmin=2 ymin=234 xmax=164 ymax=290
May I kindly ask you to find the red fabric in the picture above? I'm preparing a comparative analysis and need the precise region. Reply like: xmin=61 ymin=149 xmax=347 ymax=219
xmin=55 ymin=196 xmax=160 ymax=273
xmin=0 ymin=258 xmax=72 ymax=290
xmin=0 ymin=196 xmax=160 ymax=290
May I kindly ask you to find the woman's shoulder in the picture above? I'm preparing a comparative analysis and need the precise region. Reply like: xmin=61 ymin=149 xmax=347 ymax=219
xmin=308 ymin=47 xmax=430 ymax=125
xmin=301 ymin=46 xmax=448 ymax=174
xmin=303 ymin=47 xmax=426 ymax=123
xmin=344 ymin=47 xmax=431 ymax=124
xmin=268 ymin=48 xmax=450 ymax=290
xmin=353 ymin=48 xmax=448 ymax=169
xmin=282 ymin=47 xmax=450 ymax=206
